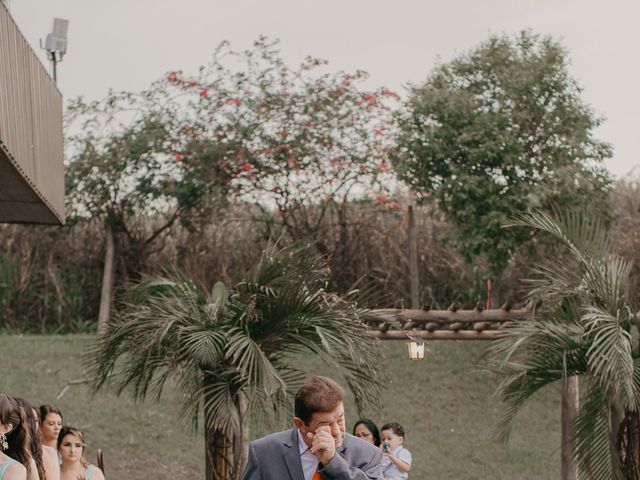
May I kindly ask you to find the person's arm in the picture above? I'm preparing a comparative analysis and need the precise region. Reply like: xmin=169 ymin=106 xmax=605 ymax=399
xmin=42 ymin=446 xmax=60 ymax=480
xmin=5 ymin=462 xmax=27 ymax=480
xmin=241 ymin=442 xmax=262 ymax=480
xmin=384 ymin=452 xmax=410 ymax=473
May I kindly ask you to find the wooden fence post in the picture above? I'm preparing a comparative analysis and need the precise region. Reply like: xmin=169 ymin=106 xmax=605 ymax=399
xmin=408 ymin=204 xmax=419 ymax=309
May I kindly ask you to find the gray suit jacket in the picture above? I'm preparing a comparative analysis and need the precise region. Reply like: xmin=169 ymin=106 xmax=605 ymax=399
xmin=242 ymin=429 xmax=383 ymax=480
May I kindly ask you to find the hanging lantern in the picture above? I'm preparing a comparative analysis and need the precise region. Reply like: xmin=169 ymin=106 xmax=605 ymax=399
xmin=406 ymin=338 xmax=425 ymax=360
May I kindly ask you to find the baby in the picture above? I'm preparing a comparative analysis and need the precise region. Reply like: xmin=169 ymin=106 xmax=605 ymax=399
xmin=380 ymin=422 xmax=412 ymax=480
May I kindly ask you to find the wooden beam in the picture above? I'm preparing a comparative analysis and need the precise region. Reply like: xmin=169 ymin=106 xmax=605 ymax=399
xmin=370 ymin=308 xmax=529 ymax=324
xmin=370 ymin=330 xmax=508 ymax=340
xmin=473 ymin=321 xmax=493 ymax=331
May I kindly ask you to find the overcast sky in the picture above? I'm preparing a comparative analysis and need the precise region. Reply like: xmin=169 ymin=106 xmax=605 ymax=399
xmin=8 ymin=0 xmax=640 ymax=176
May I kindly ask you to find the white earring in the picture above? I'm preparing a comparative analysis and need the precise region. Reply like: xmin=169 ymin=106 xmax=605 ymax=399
xmin=0 ymin=432 xmax=7 ymax=450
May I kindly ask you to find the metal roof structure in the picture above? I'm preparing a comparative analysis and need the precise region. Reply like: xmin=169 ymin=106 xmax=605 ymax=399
xmin=0 ymin=3 xmax=65 ymax=224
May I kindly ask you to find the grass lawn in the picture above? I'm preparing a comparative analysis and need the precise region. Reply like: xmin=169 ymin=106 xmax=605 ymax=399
xmin=1 ymin=334 xmax=560 ymax=479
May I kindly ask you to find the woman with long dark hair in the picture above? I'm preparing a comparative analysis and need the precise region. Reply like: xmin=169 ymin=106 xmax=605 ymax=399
xmin=14 ymin=400 xmax=44 ymax=480
xmin=37 ymin=407 xmax=62 ymax=451
xmin=32 ymin=410 xmax=59 ymax=480
xmin=0 ymin=394 xmax=28 ymax=480
xmin=352 ymin=418 xmax=381 ymax=447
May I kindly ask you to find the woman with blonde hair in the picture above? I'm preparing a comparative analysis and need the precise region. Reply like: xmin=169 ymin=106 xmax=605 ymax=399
xmin=0 ymin=394 xmax=28 ymax=480
xmin=57 ymin=427 xmax=104 ymax=480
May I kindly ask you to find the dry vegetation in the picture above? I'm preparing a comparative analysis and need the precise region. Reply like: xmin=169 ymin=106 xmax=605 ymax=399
xmin=2 ymin=178 xmax=639 ymax=332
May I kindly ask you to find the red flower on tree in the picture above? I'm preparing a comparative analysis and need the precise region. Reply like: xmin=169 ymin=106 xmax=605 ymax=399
xmin=240 ymin=163 xmax=253 ymax=172
xmin=166 ymin=71 xmax=182 ymax=84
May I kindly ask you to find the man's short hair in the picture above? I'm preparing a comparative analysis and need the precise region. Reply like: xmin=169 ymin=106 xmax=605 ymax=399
xmin=295 ymin=376 xmax=345 ymax=425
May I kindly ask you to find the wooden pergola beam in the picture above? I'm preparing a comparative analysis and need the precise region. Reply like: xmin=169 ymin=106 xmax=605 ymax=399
xmin=369 ymin=329 xmax=508 ymax=340
xmin=364 ymin=307 xmax=530 ymax=340
xmin=370 ymin=308 xmax=530 ymax=323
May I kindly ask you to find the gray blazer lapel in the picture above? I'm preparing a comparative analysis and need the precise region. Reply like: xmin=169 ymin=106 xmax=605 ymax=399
xmin=283 ymin=429 xmax=305 ymax=480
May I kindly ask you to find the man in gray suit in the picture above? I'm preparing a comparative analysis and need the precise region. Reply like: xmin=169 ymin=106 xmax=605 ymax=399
xmin=242 ymin=376 xmax=383 ymax=480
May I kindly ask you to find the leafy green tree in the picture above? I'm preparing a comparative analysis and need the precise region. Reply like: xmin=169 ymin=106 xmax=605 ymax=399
xmin=392 ymin=31 xmax=612 ymax=275
xmin=85 ymin=244 xmax=385 ymax=480
xmin=486 ymin=209 xmax=640 ymax=479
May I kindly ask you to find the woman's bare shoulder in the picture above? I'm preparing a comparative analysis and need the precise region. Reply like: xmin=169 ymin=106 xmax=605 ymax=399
xmin=42 ymin=446 xmax=58 ymax=459
xmin=5 ymin=461 xmax=27 ymax=480
xmin=41 ymin=445 xmax=60 ymax=480
xmin=88 ymin=464 xmax=105 ymax=480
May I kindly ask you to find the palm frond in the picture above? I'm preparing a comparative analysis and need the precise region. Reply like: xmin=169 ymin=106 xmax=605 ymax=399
xmin=584 ymin=307 xmax=636 ymax=409
xmin=485 ymin=312 xmax=588 ymax=441
xmin=511 ymin=208 xmax=612 ymax=261
xmin=495 ymin=207 xmax=640 ymax=476
xmin=86 ymin=243 xmax=386 ymax=447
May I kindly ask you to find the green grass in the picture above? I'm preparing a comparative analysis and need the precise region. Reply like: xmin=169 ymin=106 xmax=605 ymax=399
xmin=1 ymin=335 xmax=560 ymax=479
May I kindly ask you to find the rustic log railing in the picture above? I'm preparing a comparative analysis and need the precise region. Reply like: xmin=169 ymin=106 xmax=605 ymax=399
xmin=368 ymin=301 xmax=576 ymax=479
xmin=366 ymin=303 xmax=530 ymax=340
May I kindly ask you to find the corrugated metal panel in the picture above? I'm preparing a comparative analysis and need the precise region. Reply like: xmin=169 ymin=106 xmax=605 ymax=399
xmin=0 ymin=3 xmax=65 ymax=224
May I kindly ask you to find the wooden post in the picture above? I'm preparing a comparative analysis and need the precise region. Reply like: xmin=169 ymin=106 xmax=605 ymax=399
xmin=97 ymin=222 xmax=115 ymax=334
xmin=408 ymin=204 xmax=419 ymax=309
xmin=561 ymin=376 xmax=579 ymax=480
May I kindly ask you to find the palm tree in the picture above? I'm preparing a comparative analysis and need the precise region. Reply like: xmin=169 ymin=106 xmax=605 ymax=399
xmin=485 ymin=209 xmax=640 ymax=480
xmin=85 ymin=243 xmax=385 ymax=480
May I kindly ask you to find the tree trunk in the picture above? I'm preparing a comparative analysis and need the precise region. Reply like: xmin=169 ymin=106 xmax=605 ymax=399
xmin=561 ymin=376 xmax=579 ymax=480
xmin=204 ymin=372 xmax=233 ymax=480
xmin=232 ymin=392 xmax=249 ymax=480
xmin=610 ymin=402 xmax=625 ymax=480
xmin=97 ymin=222 xmax=115 ymax=334
xmin=618 ymin=409 xmax=640 ymax=479
xmin=205 ymin=425 xmax=232 ymax=480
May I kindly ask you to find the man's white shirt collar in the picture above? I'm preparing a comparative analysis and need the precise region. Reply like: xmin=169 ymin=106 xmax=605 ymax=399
xmin=297 ymin=429 xmax=319 ymax=480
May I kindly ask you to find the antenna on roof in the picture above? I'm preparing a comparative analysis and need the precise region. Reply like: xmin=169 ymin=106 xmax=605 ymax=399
xmin=40 ymin=17 xmax=69 ymax=84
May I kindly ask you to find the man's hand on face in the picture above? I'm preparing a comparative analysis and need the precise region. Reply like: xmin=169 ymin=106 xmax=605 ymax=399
xmin=308 ymin=425 xmax=336 ymax=466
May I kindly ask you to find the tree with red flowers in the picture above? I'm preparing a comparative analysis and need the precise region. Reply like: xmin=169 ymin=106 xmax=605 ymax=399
xmin=67 ymin=36 xmax=401 ymax=326
xmin=162 ymin=37 xmax=401 ymax=251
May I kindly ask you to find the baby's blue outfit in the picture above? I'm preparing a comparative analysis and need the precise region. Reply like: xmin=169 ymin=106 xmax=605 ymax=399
xmin=382 ymin=445 xmax=412 ymax=479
